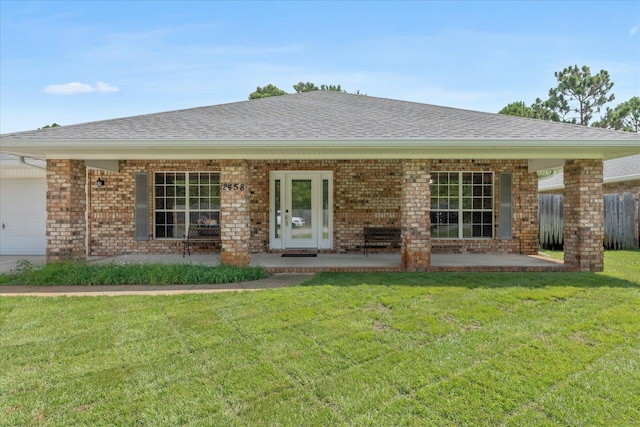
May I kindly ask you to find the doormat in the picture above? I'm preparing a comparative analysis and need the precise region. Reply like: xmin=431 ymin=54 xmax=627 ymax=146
xmin=281 ymin=254 xmax=317 ymax=257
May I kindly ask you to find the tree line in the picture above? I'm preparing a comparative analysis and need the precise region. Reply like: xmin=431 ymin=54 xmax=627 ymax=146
xmin=498 ymin=65 xmax=639 ymax=132
xmin=249 ymin=81 xmax=360 ymax=100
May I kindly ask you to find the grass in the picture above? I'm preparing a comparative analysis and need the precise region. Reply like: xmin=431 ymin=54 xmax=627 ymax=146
xmin=1 ymin=250 xmax=639 ymax=426
xmin=0 ymin=261 xmax=268 ymax=286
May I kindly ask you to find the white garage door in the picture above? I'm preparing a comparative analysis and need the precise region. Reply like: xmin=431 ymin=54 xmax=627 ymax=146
xmin=0 ymin=178 xmax=47 ymax=255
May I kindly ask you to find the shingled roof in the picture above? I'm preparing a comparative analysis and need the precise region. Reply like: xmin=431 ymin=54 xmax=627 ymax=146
xmin=3 ymin=91 xmax=639 ymax=141
xmin=2 ymin=91 xmax=638 ymax=164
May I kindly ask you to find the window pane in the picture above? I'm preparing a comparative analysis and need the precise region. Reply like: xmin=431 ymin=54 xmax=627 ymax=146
xmin=292 ymin=179 xmax=312 ymax=240
xmin=323 ymin=179 xmax=329 ymax=239
xmin=275 ymin=179 xmax=281 ymax=239
xmin=154 ymin=172 xmax=220 ymax=239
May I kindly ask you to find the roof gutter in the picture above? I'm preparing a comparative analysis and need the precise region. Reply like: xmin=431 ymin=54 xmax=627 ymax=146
xmin=604 ymin=173 xmax=640 ymax=184
xmin=18 ymin=156 xmax=46 ymax=171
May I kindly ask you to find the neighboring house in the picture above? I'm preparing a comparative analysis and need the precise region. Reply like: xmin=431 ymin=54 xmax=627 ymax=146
xmin=539 ymin=154 xmax=640 ymax=197
xmin=0 ymin=154 xmax=47 ymax=255
xmin=1 ymin=91 xmax=639 ymax=272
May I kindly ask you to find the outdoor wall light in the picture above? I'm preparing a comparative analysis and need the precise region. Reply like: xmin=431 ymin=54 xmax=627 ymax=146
xmin=96 ymin=177 xmax=105 ymax=187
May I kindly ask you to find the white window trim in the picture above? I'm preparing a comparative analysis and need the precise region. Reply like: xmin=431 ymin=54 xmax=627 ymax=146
xmin=269 ymin=170 xmax=333 ymax=250
xmin=153 ymin=171 xmax=221 ymax=240
xmin=430 ymin=171 xmax=495 ymax=240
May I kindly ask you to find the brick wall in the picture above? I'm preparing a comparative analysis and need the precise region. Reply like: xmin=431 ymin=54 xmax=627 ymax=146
xmin=46 ymin=160 xmax=86 ymax=262
xmin=401 ymin=160 xmax=431 ymax=270
xmin=220 ymin=160 xmax=250 ymax=266
xmin=88 ymin=160 xmax=221 ymax=256
xmin=429 ymin=160 xmax=538 ymax=255
xmin=563 ymin=159 xmax=604 ymax=272
xmin=86 ymin=158 xmax=537 ymax=257
xmin=602 ymin=180 xmax=640 ymax=198
xmin=248 ymin=160 xmax=403 ymax=253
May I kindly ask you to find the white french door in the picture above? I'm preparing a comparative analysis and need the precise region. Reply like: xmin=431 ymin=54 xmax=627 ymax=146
xmin=270 ymin=171 xmax=332 ymax=250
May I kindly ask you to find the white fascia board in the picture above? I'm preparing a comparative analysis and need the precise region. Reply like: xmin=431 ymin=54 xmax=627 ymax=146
xmin=538 ymin=183 xmax=565 ymax=192
xmin=1 ymin=138 xmax=638 ymax=161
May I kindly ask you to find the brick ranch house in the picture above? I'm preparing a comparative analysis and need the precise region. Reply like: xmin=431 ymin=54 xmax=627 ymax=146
xmin=1 ymin=91 xmax=638 ymax=272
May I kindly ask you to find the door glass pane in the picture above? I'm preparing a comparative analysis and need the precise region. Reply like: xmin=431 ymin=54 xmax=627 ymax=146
xmin=275 ymin=179 xmax=281 ymax=239
xmin=323 ymin=179 xmax=329 ymax=239
xmin=291 ymin=179 xmax=311 ymax=239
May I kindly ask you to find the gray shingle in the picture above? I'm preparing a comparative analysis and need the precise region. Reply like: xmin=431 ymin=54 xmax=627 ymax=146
xmin=2 ymin=91 xmax=639 ymax=141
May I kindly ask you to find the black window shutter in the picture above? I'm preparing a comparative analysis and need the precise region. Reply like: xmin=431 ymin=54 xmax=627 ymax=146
xmin=135 ymin=173 xmax=149 ymax=241
xmin=499 ymin=172 xmax=513 ymax=240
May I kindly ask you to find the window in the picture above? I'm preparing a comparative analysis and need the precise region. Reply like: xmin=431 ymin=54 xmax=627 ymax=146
xmin=430 ymin=172 xmax=494 ymax=239
xmin=154 ymin=172 xmax=220 ymax=239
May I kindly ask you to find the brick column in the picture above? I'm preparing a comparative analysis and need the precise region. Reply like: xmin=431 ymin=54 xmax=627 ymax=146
xmin=220 ymin=160 xmax=251 ymax=266
xmin=563 ymin=159 xmax=604 ymax=272
xmin=520 ymin=169 xmax=539 ymax=255
xmin=46 ymin=159 xmax=87 ymax=262
xmin=401 ymin=160 xmax=431 ymax=271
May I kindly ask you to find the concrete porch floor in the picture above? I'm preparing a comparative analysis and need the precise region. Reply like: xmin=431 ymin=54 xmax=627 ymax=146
xmin=1 ymin=252 xmax=567 ymax=274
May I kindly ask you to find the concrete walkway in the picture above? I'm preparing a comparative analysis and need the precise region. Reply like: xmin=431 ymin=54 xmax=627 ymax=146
xmin=0 ymin=251 xmax=566 ymax=296
xmin=0 ymin=273 xmax=314 ymax=297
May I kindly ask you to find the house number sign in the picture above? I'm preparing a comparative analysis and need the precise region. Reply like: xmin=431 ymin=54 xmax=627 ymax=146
xmin=222 ymin=183 xmax=246 ymax=191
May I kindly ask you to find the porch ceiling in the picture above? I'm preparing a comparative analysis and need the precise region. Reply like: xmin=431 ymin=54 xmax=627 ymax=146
xmin=1 ymin=139 xmax=638 ymax=164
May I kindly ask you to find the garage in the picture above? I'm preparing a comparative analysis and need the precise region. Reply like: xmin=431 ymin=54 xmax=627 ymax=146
xmin=0 ymin=155 xmax=47 ymax=255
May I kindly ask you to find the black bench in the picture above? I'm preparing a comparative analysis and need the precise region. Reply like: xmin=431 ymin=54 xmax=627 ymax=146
xmin=182 ymin=226 xmax=221 ymax=257
xmin=364 ymin=227 xmax=401 ymax=256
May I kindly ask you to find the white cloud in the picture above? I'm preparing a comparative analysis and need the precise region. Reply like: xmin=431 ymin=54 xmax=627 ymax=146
xmin=631 ymin=26 xmax=639 ymax=36
xmin=44 ymin=81 xmax=120 ymax=95
xmin=96 ymin=81 xmax=120 ymax=93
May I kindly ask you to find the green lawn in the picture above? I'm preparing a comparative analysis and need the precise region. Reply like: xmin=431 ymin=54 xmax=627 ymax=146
xmin=1 ymin=251 xmax=639 ymax=426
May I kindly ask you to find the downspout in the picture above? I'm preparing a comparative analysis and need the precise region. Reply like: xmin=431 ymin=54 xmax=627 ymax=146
xmin=18 ymin=156 xmax=46 ymax=171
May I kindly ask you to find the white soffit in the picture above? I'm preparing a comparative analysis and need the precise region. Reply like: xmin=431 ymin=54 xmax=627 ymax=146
xmin=85 ymin=160 xmax=119 ymax=172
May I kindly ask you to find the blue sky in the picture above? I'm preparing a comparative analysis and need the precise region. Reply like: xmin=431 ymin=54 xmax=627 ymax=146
xmin=1 ymin=0 xmax=639 ymax=133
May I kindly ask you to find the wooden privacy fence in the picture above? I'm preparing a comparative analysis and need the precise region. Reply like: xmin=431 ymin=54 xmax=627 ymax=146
xmin=538 ymin=194 xmax=564 ymax=250
xmin=538 ymin=193 xmax=640 ymax=250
